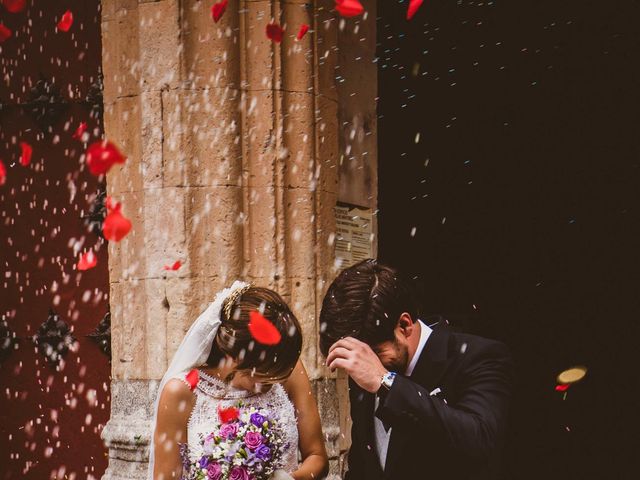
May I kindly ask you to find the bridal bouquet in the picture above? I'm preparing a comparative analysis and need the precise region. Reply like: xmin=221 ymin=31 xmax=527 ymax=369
xmin=180 ymin=403 xmax=288 ymax=480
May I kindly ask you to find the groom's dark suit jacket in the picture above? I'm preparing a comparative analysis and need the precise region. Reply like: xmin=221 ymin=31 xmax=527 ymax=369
xmin=345 ymin=322 xmax=513 ymax=480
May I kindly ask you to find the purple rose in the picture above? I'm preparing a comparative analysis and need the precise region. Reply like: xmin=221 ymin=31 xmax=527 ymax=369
xmin=229 ymin=466 xmax=250 ymax=480
xmin=250 ymin=412 xmax=266 ymax=428
xmin=198 ymin=456 xmax=210 ymax=469
xmin=207 ymin=462 xmax=222 ymax=480
xmin=244 ymin=431 xmax=263 ymax=450
xmin=255 ymin=444 xmax=271 ymax=461
xmin=219 ymin=422 xmax=238 ymax=439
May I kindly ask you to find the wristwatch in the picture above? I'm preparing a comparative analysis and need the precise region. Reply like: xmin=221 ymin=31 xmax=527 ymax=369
xmin=380 ymin=371 xmax=397 ymax=391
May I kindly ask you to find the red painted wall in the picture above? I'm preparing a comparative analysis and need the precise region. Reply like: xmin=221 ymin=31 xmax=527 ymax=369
xmin=0 ymin=1 xmax=110 ymax=479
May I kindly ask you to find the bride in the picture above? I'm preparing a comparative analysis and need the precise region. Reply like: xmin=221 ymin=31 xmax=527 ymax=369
xmin=149 ymin=281 xmax=329 ymax=480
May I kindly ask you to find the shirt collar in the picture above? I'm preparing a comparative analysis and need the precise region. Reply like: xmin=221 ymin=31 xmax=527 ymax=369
xmin=405 ymin=319 xmax=432 ymax=376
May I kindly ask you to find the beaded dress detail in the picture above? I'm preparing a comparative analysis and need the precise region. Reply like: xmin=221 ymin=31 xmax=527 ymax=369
xmin=178 ymin=369 xmax=299 ymax=474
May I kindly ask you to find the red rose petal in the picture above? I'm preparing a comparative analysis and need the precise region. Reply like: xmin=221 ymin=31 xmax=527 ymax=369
xmin=335 ymin=0 xmax=364 ymax=18
xmin=163 ymin=260 xmax=182 ymax=271
xmin=72 ymin=122 xmax=88 ymax=140
xmin=555 ymin=384 xmax=570 ymax=392
xmin=103 ymin=206 xmax=132 ymax=242
xmin=249 ymin=310 xmax=282 ymax=346
xmin=185 ymin=369 xmax=199 ymax=391
xmin=296 ymin=24 xmax=309 ymax=41
xmin=20 ymin=142 xmax=32 ymax=166
xmin=218 ymin=405 xmax=239 ymax=423
xmin=406 ymin=0 xmax=423 ymax=20
xmin=86 ymin=140 xmax=126 ymax=176
xmin=3 ymin=0 xmax=26 ymax=14
xmin=77 ymin=250 xmax=98 ymax=271
xmin=20 ymin=142 xmax=33 ymax=167
xmin=0 ymin=23 xmax=12 ymax=43
xmin=57 ymin=10 xmax=73 ymax=32
xmin=0 ymin=160 xmax=6 ymax=186
xmin=105 ymin=195 xmax=121 ymax=213
xmin=211 ymin=0 xmax=228 ymax=23
xmin=266 ymin=23 xmax=284 ymax=43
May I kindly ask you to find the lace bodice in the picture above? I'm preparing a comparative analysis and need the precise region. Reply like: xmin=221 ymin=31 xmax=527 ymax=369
xmin=178 ymin=369 xmax=299 ymax=474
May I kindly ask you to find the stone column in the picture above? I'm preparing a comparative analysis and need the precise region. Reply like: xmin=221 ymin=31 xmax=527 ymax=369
xmin=98 ymin=0 xmax=371 ymax=478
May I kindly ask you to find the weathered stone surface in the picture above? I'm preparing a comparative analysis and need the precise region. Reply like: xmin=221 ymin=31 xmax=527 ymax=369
xmin=315 ymin=1 xmax=339 ymax=102
xmin=106 ymin=190 xmax=145 ymax=282
xmin=336 ymin=2 xmax=378 ymax=210
xmin=242 ymin=1 xmax=278 ymax=91
xmin=140 ymin=90 xmax=164 ymax=190
xmin=282 ymin=92 xmax=316 ymax=189
xmin=110 ymin=278 xmax=148 ymax=379
xmin=315 ymin=95 xmax=340 ymax=195
xmin=101 ymin=379 xmax=156 ymax=480
xmin=289 ymin=276 xmax=318 ymax=374
xmin=143 ymin=278 xmax=170 ymax=381
xmin=285 ymin=188 xmax=317 ymax=279
xmin=185 ymin=186 xmax=244 ymax=279
xmin=138 ymin=0 xmax=182 ymax=92
xmin=104 ymin=95 xmax=143 ymax=196
xmin=101 ymin=2 xmax=140 ymax=100
xmin=162 ymin=87 xmax=243 ymax=188
xmin=182 ymin=0 xmax=241 ymax=90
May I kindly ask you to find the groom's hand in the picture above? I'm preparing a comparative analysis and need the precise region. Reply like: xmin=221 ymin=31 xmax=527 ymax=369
xmin=326 ymin=337 xmax=388 ymax=393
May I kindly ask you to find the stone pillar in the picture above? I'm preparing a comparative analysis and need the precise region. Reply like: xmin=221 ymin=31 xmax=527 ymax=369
xmin=333 ymin=4 xmax=379 ymax=468
xmin=98 ymin=0 xmax=375 ymax=479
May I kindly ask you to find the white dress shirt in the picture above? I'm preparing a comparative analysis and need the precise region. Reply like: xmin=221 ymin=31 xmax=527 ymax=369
xmin=374 ymin=319 xmax=433 ymax=470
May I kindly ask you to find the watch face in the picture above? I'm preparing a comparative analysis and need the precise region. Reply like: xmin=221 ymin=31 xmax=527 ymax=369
xmin=382 ymin=373 xmax=396 ymax=389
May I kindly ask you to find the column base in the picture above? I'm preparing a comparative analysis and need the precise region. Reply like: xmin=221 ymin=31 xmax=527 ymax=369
xmin=101 ymin=380 xmax=157 ymax=480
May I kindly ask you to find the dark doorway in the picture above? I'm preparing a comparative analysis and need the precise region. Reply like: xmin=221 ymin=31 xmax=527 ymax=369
xmin=378 ymin=1 xmax=640 ymax=478
xmin=1 ymin=1 xmax=110 ymax=479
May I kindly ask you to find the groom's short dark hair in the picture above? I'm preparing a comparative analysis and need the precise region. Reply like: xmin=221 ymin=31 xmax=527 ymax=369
xmin=319 ymin=259 xmax=419 ymax=356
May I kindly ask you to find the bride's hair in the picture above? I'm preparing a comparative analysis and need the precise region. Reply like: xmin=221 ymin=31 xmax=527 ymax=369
xmin=206 ymin=286 xmax=303 ymax=382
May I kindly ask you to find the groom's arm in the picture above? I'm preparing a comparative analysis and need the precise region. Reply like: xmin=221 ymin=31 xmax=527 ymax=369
xmin=376 ymin=341 xmax=513 ymax=464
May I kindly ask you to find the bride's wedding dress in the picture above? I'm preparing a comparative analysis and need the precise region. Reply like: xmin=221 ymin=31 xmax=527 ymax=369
xmin=179 ymin=369 xmax=299 ymax=474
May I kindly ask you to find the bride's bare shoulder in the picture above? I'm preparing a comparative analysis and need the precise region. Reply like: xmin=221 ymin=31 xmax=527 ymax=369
xmin=158 ymin=378 xmax=195 ymax=412
xmin=163 ymin=377 xmax=193 ymax=395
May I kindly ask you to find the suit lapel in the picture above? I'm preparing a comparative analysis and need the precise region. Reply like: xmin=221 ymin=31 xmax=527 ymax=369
xmin=383 ymin=322 xmax=451 ymax=476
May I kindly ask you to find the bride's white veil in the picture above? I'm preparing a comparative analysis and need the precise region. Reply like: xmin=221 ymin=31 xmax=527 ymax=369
xmin=147 ymin=280 xmax=250 ymax=479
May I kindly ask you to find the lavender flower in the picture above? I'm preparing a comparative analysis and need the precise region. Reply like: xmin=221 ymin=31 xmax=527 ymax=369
xmin=250 ymin=412 xmax=266 ymax=427
xmin=255 ymin=445 xmax=271 ymax=461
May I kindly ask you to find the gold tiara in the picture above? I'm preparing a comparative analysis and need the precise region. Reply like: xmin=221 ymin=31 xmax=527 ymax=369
xmin=223 ymin=283 xmax=252 ymax=320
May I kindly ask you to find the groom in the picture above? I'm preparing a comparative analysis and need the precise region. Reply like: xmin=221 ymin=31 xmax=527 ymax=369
xmin=320 ymin=259 xmax=513 ymax=480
